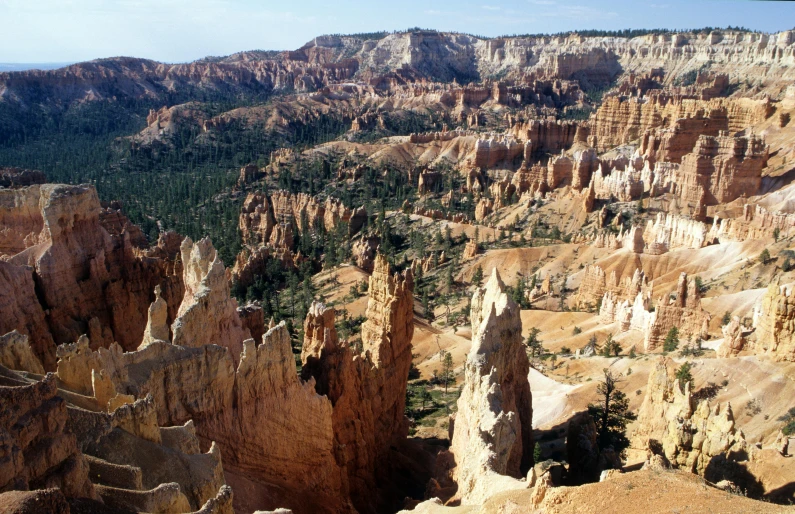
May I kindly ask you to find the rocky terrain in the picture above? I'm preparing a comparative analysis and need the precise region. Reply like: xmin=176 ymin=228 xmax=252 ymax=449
xmin=2 ymin=25 xmax=795 ymax=514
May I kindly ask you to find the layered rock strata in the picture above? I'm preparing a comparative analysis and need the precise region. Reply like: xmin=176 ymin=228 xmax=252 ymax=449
xmin=650 ymin=133 xmax=767 ymax=205
xmin=0 ymin=373 xmax=96 ymax=499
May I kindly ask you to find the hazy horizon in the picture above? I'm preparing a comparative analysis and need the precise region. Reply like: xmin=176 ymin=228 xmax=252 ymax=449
xmin=1 ymin=0 xmax=793 ymax=64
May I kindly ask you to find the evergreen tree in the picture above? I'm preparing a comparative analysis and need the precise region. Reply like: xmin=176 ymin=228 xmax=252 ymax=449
xmin=675 ymin=362 xmax=694 ymax=393
xmin=602 ymin=333 xmax=621 ymax=357
xmin=441 ymin=350 xmax=454 ymax=395
xmin=525 ymin=327 xmax=543 ymax=357
xmin=472 ymin=265 xmax=484 ymax=287
xmin=587 ymin=369 xmax=636 ymax=462
xmin=663 ymin=327 xmax=679 ymax=353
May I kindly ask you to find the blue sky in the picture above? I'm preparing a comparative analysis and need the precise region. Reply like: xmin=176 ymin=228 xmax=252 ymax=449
xmin=0 ymin=0 xmax=793 ymax=63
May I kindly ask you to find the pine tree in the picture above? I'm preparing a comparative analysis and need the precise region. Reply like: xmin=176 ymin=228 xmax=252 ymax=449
xmin=472 ymin=265 xmax=484 ymax=287
xmin=442 ymin=350 xmax=454 ymax=395
xmin=663 ymin=327 xmax=679 ymax=353
xmin=526 ymin=327 xmax=543 ymax=357
xmin=675 ymin=362 xmax=694 ymax=393
xmin=587 ymin=369 xmax=636 ymax=461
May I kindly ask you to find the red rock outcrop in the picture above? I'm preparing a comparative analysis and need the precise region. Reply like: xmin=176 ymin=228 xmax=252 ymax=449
xmin=449 ymin=269 xmax=533 ymax=504
xmin=0 ymin=184 xmax=183 ymax=366
xmin=506 ymin=118 xmax=580 ymax=157
xmin=300 ymin=254 xmax=414 ymax=513
xmin=235 ymin=190 xmax=367 ymax=283
xmin=590 ymin=94 xmax=771 ymax=152
xmin=0 ymin=373 xmax=96 ymax=500
xmin=0 ymin=262 xmax=55 ymax=370
xmin=644 ymin=273 xmax=710 ymax=352
xmin=47 ymin=246 xmax=416 ymax=513
xmin=652 ymin=133 xmax=767 ymax=205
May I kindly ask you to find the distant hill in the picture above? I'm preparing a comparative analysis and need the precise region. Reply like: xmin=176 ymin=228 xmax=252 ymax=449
xmin=0 ymin=62 xmax=74 ymax=72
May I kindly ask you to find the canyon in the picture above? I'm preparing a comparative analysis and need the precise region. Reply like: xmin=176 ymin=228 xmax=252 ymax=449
xmin=2 ymin=25 xmax=795 ymax=514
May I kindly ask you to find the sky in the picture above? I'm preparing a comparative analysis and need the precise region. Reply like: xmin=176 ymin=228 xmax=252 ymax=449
xmin=0 ymin=0 xmax=793 ymax=64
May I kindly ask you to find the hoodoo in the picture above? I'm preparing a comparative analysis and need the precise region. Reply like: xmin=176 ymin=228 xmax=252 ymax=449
xmin=2 ymin=17 xmax=795 ymax=514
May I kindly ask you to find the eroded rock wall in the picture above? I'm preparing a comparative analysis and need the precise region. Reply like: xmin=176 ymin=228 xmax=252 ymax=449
xmin=300 ymin=255 xmax=415 ymax=512
xmin=632 ymin=358 xmax=748 ymax=476
xmin=0 ymin=184 xmax=183 ymax=367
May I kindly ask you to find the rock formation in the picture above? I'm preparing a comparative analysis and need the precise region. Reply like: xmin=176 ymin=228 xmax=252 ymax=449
xmin=0 ymin=261 xmax=55 ymax=370
xmin=717 ymin=316 xmax=746 ymax=358
xmin=0 ymin=184 xmax=183 ymax=365
xmin=235 ymin=189 xmax=367 ymax=283
xmin=172 ymin=237 xmax=250 ymax=363
xmin=643 ymin=213 xmax=711 ymax=254
xmin=644 ymin=273 xmax=710 ymax=352
xmin=574 ymin=265 xmax=649 ymax=311
xmin=462 ymin=238 xmax=479 ymax=260
xmin=351 ymin=234 xmax=380 ymax=272
xmin=448 ymin=269 xmax=533 ymax=504
xmin=651 ymin=133 xmax=767 ymax=205
xmin=0 ymin=373 xmax=96 ymax=500
xmin=632 ymin=358 xmax=749 ymax=477
xmin=300 ymin=254 xmax=415 ymax=512
xmin=590 ymin=94 xmax=771 ymax=152
xmin=752 ymin=282 xmax=795 ymax=362
xmin=140 ymin=285 xmax=169 ymax=348
xmin=0 ymin=331 xmax=44 ymax=374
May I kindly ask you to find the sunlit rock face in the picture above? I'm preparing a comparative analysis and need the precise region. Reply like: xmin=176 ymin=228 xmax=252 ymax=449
xmin=449 ymin=269 xmax=533 ymax=504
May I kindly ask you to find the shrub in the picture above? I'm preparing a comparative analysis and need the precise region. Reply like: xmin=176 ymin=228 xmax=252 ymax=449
xmin=573 ymin=326 xmax=582 ymax=335
xmin=779 ymin=407 xmax=795 ymax=436
xmin=745 ymin=398 xmax=762 ymax=416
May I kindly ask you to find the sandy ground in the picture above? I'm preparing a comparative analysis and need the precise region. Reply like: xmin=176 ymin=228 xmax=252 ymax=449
xmin=529 ymin=368 xmax=578 ymax=429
